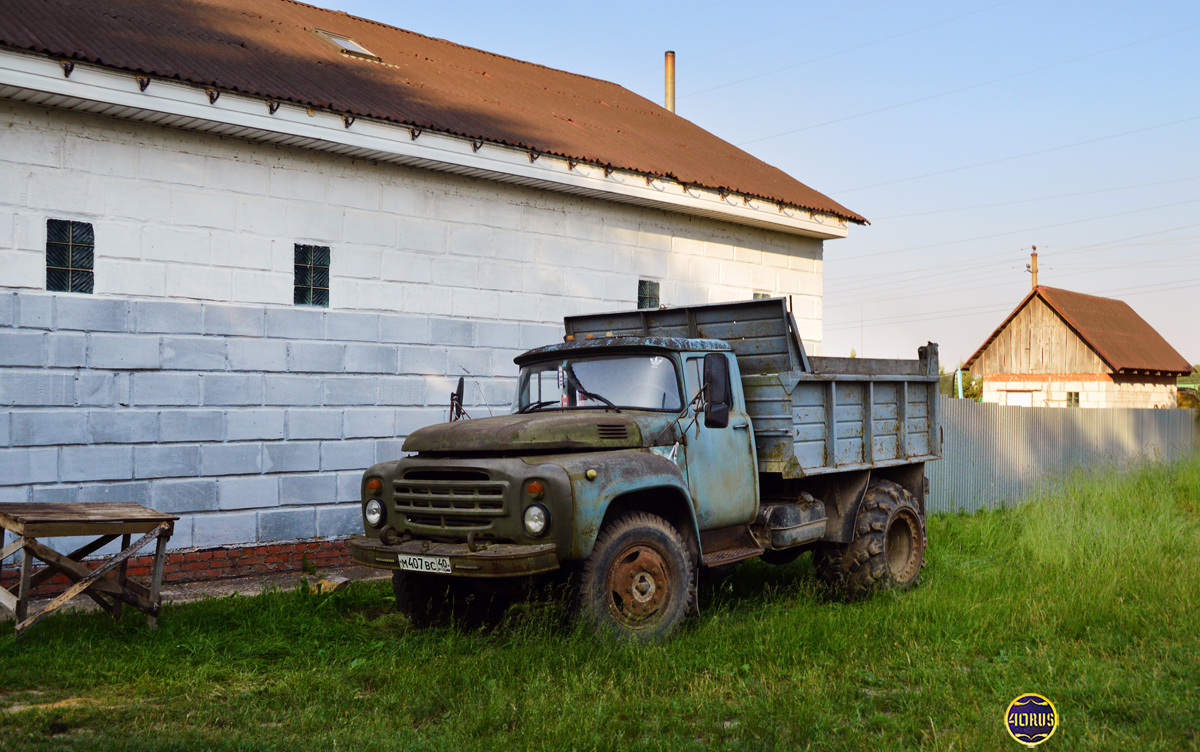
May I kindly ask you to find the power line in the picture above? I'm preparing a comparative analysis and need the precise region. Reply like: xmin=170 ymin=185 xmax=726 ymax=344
xmin=824 ymin=233 xmax=1200 ymax=294
xmin=835 ymin=113 xmax=1200 ymax=194
xmin=830 ymin=197 xmax=1200 ymax=263
xmin=868 ymin=175 xmax=1200 ymax=221
xmin=824 ymin=239 xmax=1200 ymax=300
xmin=613 ymin=0 xmax=894 ymax=84
xmin=737 ymin=23 xmax=1200 ymax=146
xmin=825 ymin=254 xmax=1200 ymax=311
xmin=823 ymin=276 xmax=1200 ymax=332
xmin=678 ymin=0 xmax=1020 ymax=100
xmin=824 ymin=301 xmax=1013 ymax=331
xmin=825 ymin=264 xmax=1022 ymax=301
xmin=823 ymin=229 xmax=1200 ymax=306
xmin=529 ymin=0 xmax=728 ymax=59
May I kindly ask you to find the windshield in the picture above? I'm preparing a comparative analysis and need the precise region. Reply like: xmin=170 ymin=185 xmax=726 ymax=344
xmin=515 ymin=354 xmax=683 ymax=413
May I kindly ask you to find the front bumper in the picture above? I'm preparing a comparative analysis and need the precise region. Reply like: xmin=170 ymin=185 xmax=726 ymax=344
xmin=347 ymin=535 xmax=559 ymax=578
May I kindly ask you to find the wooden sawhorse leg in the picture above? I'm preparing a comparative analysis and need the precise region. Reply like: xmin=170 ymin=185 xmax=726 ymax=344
xmin=14 ymin=522 xmax=171 ymax=636
xmin=113 ymin=533 xmax=131 ymax=622
xmin=147 ymin=533 xmax=169 ymax=630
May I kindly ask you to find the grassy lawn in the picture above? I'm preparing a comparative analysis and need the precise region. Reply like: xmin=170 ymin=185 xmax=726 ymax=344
xmin=2 ymin=458 xmax=1199 ymax=751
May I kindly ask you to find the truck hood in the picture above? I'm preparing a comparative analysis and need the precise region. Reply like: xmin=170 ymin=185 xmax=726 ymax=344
xmin=402 ymin=411 xmax=679 ymax=454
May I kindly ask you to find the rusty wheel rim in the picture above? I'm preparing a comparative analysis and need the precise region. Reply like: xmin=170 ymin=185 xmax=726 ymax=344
xmin=606 ymin=544 xmax=670 ymax=628
xmin=885 ymin=509 xmax=923 ymax=584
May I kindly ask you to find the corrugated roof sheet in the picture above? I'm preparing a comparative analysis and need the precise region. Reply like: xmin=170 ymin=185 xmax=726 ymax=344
xmin=966 ymin=286 xmax=1193 ymax=375
xmin=0 ymin=0 xmax=866 ymax=224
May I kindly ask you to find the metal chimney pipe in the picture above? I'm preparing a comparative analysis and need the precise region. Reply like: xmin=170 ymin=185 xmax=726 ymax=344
xmin=665 ymin=51 xmax=675 ymax=113
xmin=1031 ymin=247 xmax=1039 ymax=289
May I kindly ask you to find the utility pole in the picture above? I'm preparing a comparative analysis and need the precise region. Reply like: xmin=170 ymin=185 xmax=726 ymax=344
xmin=1026 ymin=246 xmax=1039 ymax=289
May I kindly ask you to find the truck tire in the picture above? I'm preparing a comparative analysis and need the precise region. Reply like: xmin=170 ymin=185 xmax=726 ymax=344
xmin=579 ymin=512 xmax=694 ymax=642
xmin=811 ymin=544 xmax=847 ymax=589
xmin=843 ymin=480 xmax=926 ymax=600
xmin=392 ymin=572 xmax=509 ymax=629
xmin=392 ymin=571 xmax=451 ymax=628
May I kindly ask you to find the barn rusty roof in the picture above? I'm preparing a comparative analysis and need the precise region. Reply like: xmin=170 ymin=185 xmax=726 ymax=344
xmin=0 ymin=0 xmax=866 ymax=224
xmin=966 ymin=286 xmax=1193 ymax=375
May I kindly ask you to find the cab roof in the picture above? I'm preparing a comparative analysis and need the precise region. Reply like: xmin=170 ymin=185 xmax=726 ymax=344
xmin=515 ymin=336 xmax=730 ymax=365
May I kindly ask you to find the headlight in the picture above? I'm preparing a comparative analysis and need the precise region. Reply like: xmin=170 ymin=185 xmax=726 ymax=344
xmin=523 ymin=503 xmax=549 ymax=537
xmin=364 ymin=499 xmax=384 ymax=528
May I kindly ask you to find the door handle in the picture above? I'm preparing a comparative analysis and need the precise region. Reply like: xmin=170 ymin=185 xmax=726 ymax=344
xmin=732 ymin=420 xmax=749 ymax=430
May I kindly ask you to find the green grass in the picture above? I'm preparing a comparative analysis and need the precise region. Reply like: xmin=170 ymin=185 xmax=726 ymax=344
xmin=3 ymin=458 xmax=1200 ymax=751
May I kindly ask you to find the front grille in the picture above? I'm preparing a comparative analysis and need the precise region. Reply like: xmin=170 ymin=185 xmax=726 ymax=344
xmin=405 ymin=514 xmax=491 ymax=529
xmin=403 ymin=470 xmax=490 ymax=482
xmin=394 ymin=468 xmax=508 ymax=532
xmin=597 ymin=423 xmax=629 ymax=440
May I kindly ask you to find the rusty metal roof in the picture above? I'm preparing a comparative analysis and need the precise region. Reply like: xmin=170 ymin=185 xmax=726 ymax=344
xmin=966 ymin=286 xmax=1193 ymax=375
xmin=0 ymin=0 xmax=866 ymax=224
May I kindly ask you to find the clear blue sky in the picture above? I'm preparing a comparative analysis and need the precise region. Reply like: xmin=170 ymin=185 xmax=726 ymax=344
xmin=312 ymin=0 xmax=1199 ymax=366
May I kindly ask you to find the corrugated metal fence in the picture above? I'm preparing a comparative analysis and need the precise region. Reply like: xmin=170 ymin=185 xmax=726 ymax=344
xmin=927 ymin=396 xmax=1200 ymax=513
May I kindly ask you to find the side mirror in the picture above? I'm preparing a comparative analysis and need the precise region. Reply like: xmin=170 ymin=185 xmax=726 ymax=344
xmin=703 ymin=353 xmax=730 ymax=429
xmin=450 ymin=376 xmax=465 ymax=421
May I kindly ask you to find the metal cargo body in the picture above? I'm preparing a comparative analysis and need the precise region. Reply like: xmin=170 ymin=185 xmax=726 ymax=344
xmin=565 ymin=299 xmax=942 ymax=479
xmin=745 ymin=354 xmax=941 ymax=478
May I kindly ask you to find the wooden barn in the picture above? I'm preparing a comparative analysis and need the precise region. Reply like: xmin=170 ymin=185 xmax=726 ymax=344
xmin=964 ymin=286 xmax=1193 ymax=408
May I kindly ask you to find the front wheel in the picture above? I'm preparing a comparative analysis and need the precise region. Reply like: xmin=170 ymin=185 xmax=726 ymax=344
xmin=392 ymin=570 xmax=451 ymax=628
xmin=393 ymin=571 xmax=509 ymax=629
xmin=579 ymin=512 xmax=695 ymax=642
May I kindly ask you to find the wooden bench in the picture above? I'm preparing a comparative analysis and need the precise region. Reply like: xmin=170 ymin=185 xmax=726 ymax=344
xmin=0 ymin=503 xmax=178 ymax=636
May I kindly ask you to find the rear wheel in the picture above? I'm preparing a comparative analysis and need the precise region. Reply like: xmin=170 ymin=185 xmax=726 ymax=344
xmin=843 ymin=480 xmax=926 ymax=599
xmin=579 ymin=512 xmax=694 ymax=642
xmin=811 ymin=543 xmax=848 ymax=589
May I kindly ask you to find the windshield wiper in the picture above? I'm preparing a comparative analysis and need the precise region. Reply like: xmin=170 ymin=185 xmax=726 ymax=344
xmin=519 ymin=399 xmax=558 ymax=414
xmin=565 ymin=364 xmax=620 ymax=412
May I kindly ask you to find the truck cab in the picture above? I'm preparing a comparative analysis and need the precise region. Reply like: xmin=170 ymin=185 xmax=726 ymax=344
xmin=348 ymin=337 xmax=747 ymax=634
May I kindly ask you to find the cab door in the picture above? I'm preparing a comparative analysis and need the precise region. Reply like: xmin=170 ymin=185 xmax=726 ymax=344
xmin=681 ymin=353 xmax=759 ymax=529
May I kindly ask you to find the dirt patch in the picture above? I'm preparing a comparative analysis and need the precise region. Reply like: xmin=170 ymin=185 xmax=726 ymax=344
xmin=2 ymin=696 xmax=92 ymax=714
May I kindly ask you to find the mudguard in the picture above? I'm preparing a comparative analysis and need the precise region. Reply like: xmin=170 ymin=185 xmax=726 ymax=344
xmin=539 ymin=450 xmax=699 ymax=560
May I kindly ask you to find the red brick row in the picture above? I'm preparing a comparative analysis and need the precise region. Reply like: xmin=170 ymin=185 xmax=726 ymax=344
xmin=0 ymin=539 xmax=354 ymax=597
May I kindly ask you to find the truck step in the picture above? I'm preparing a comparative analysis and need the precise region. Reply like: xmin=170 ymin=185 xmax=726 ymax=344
xmin=702 ymin=546 xmax=765 ymax=568
xmin=700 ymin=524 xmax=765 ymax=567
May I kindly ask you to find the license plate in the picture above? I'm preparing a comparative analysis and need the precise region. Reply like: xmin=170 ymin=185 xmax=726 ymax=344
xmin=397 ymin=554 xmax=452 ymax=574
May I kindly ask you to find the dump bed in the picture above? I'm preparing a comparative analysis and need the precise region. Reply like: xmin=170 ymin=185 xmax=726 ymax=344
xmin=565 ymin=299 xmax=941 ymax=478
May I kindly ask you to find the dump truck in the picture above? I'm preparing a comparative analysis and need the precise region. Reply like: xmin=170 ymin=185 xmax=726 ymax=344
xmin=347 ymin=299 xmax=941 ymax=639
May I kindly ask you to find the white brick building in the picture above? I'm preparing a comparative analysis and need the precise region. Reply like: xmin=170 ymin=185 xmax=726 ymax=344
xmin=0 ymin=0 xmax=864 ymax=554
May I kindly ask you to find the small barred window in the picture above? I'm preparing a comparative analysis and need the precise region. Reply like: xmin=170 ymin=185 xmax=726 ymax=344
xmin=637 ymin=279 xmax=660 ymax=310
xmin=1067 ymin=392 xmax=1080 ymax=408
xmin=46 ymin=219 xmax=94 ymax=294
xmin=294 ymin=244 xmax=330 ymax=307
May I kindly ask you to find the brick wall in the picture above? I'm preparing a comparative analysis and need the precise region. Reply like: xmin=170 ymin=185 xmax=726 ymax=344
xmin=0 ymin=290 xmax=542 ymax=554
xmin=0 ymin=539 xmax=356 ymax=598
xmin=0 ymin=99 xmax=826 ymax=343
xmin=981 ymin=375 xmax=1178 ymax=408
xmin=0 ymin=97 xmax=828 ymax=556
